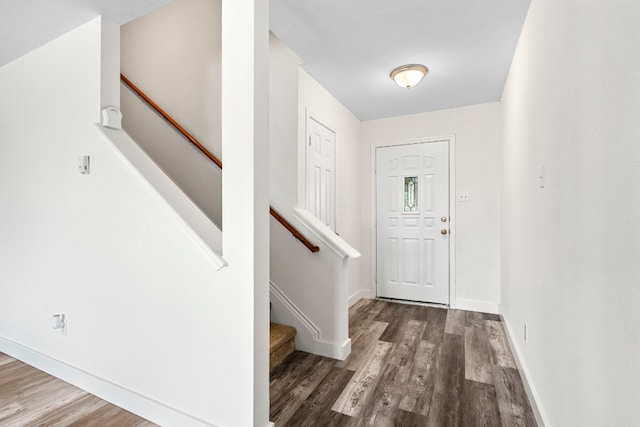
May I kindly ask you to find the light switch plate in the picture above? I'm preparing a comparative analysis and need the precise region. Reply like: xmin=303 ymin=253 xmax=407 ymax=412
xmin=78 ymin=155 xmax=90 ymax=175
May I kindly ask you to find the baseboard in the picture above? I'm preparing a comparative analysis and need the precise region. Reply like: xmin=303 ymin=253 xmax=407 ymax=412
xmin=313 ymin=337 xmax=352 ymax=361
xmin=500 ymin=314 xmax=550 ymax=427
xmin=0 ymin=336 xmax=215 ymax=427
xmin=455 ymin=298 xmax=499 ymax=314
xmin=349 ymin=288 xmax=372 ymax=307
xmin=270 ymin=281 xmax=351 ymax=360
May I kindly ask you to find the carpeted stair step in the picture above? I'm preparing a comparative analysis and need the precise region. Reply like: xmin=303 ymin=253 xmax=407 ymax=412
xmin=270 ymin=323 xmax=296 ymax=371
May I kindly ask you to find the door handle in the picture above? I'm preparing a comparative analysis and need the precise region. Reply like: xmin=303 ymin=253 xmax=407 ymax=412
xmin=441 ymin=229 xmax=448 ymax=235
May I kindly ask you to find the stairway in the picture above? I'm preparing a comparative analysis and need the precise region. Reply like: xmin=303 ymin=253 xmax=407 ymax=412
xmin=269 ymin=323 xmax=296 ymax=371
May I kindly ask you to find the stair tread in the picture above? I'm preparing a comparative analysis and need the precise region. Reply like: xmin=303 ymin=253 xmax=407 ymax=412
xmin=270 ymin=323 xmax=296 ymax=353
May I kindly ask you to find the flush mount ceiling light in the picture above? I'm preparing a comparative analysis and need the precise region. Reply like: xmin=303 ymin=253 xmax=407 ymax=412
xmin=390 ymin=64 xmax=429 ymax=89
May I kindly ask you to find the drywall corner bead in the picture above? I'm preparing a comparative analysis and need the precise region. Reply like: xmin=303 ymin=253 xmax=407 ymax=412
xmin=101 ymin=106 xmax=123 ymax=129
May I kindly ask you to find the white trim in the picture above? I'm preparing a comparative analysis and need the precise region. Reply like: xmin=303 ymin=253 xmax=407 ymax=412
xmin=269 ymin=281 xmax=352 ymax=360
xmin=370 ymin=135 xmax=457 ymax=307
xmin=292 ymin=207 xmax=361 ymax=259
xmin=456 ymin=298 xmax=499 ymax=314
xmin=448 ymin=136 xmax=457 ymax=309
xmin=305 ymin=110 xmax=338 ymax=137
xmin=97 ymin=125 xmax=226 ymax=271
xmin=313 ymin=338 xmax=352 ymax=361
xmin=0 ymin=336 xmax=216 ymax=427
xmin=349 ymin=288 xmax=372 ymax=307
xmin=270 ymin=281 xmax=320 ymax=340
xmin=500 ymin=313 xmax=550 ymax=427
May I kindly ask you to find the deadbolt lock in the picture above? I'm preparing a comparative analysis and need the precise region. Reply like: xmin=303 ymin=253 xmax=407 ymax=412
xmin=441 ymin=216 xmax=448 ymax=222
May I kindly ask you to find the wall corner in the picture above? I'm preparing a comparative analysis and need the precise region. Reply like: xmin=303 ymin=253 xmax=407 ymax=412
xmin=101 ymin=19 xmax=121 ymax=111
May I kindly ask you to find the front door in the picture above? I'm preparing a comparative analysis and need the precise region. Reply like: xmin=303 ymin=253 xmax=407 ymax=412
xmin=376 ymin=141 xmax=450 ymax=304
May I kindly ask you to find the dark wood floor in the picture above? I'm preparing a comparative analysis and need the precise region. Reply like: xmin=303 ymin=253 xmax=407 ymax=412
xmin=0 ymin=299 xmax=535 ymax=426
xmin=0 ymin=352 xmax=156 ymax=426
xmin=270 ymin=298 xmax=537 ymax=426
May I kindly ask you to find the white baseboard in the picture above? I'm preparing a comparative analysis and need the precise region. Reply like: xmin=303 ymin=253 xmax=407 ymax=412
xmin=313 ymin=338 xmax=352 ymax=361
xmin=455 ymin=298 xmax=499 ymax=314
xmin=270 ymin=281 xmax=351 ymax=360
xmin=349 ymin=288 xmax=372 ymax=307
xmin=0 ymin=336 xmax=215 ymax=427
xmin=500 ymin=314 xmax=550 ymax=427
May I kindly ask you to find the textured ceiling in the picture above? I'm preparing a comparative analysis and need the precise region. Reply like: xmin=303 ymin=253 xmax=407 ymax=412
xmin=0 ymin=0 xmax=171 ymax=68
xmin=270 ymin=0 xmax=531 ymax=120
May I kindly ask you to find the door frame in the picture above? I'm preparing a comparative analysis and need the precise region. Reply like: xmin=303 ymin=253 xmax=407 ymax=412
xmin=304 ymin=110 xmax=337 ymax=231
xmin=370 ymin=135 xmax=457 ymax=308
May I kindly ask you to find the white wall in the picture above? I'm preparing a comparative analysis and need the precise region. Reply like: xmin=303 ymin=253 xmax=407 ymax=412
xmin=501 ymin=0 xmax=640 ymax=425
xmin=270 ymin=217 xmax=352 ymax=359
xmin=121 ymin=0 xmax=223 ymax=226
xmin=298 ymin=70 xmax=364 ymax=302
xmin=361 ymin=103 xmax=502 ymax=312
xmin=120 ymin=0 xmax=362 ymax=360
xmin=220 ymin=1 xmax=271 ymax=424
xmin=269 ymin=34 xmax=302 ymax=212
xmin=267 ymin=39 xmax=362 ymax=357
xmin=0 ymin=17 xmax=264 ymax=427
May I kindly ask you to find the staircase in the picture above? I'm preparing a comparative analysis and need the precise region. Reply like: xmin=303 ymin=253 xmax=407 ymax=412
xmin=269 ymin=323 xmax=296 ymax=371
xmin=120 ymin=74 xmax=304 ymax=371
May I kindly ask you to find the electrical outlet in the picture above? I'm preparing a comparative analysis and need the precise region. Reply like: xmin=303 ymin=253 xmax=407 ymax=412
xmin=523 ymin=323 xmax=528 ymax=343
xmin=52 ymin=314 xmax=67 ymax=336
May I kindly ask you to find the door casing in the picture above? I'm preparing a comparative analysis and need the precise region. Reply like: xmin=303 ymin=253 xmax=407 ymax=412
xmin=370 ymin=135 xmax=457 ymax=308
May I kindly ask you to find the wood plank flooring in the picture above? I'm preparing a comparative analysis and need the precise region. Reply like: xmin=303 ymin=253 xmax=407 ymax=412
xmin=0 ymin=299 xmax=535 ymax=426
xmin=271 ymin=299 xmax=537 ymax=426
xmin=0 ymin=352 xmax=156 ymax=426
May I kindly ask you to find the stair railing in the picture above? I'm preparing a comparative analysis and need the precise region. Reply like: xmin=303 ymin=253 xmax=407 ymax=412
xmin=120 ymin=73 xmax=320 ymax=253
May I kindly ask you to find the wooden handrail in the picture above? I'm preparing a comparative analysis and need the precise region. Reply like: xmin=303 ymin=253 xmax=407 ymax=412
xmin=120 ymin=74 xmax=223 ymax=169
xmin=120 ymin=74 xmax=320 ymax=253
xmin=270 ymin=207 xmax=319 ymax=253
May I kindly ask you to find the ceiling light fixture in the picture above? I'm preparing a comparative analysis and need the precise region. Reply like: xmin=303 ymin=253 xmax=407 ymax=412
xmin=390 ymin=64 xmax=429 ymax=89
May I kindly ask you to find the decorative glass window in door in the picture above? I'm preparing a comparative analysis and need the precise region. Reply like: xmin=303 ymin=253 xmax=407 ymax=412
xmin=404 ymin=176 xmax=418 ymax=213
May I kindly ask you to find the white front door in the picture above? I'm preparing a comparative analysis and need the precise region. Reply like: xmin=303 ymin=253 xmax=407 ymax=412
xmin=307 ymin=116 xmax=336 ymax=230
xmin=376 ymin=141 xmax=450 ymax=304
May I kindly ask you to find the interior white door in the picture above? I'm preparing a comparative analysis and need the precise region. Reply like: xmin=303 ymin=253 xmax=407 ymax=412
xmin=307 ymin=116 xmax=336 ymax=230
xmin=376 ymin=141 xmax=450 ymax=304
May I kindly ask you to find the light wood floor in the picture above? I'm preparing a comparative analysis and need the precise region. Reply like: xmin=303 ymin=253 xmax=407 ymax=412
xmin=270 ymin=298 xmax=537 ymax=426
xmin=0 ymin=353 xmax=156 ymax=426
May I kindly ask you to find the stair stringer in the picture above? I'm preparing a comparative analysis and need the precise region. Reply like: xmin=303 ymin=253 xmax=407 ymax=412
xmin=97 ymin=125 xmax=224 ymax=265
xmin=270 ymin=281 xmax=319 ymax=352
xmin=270 ymin=281 xmax=349 ymax=359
